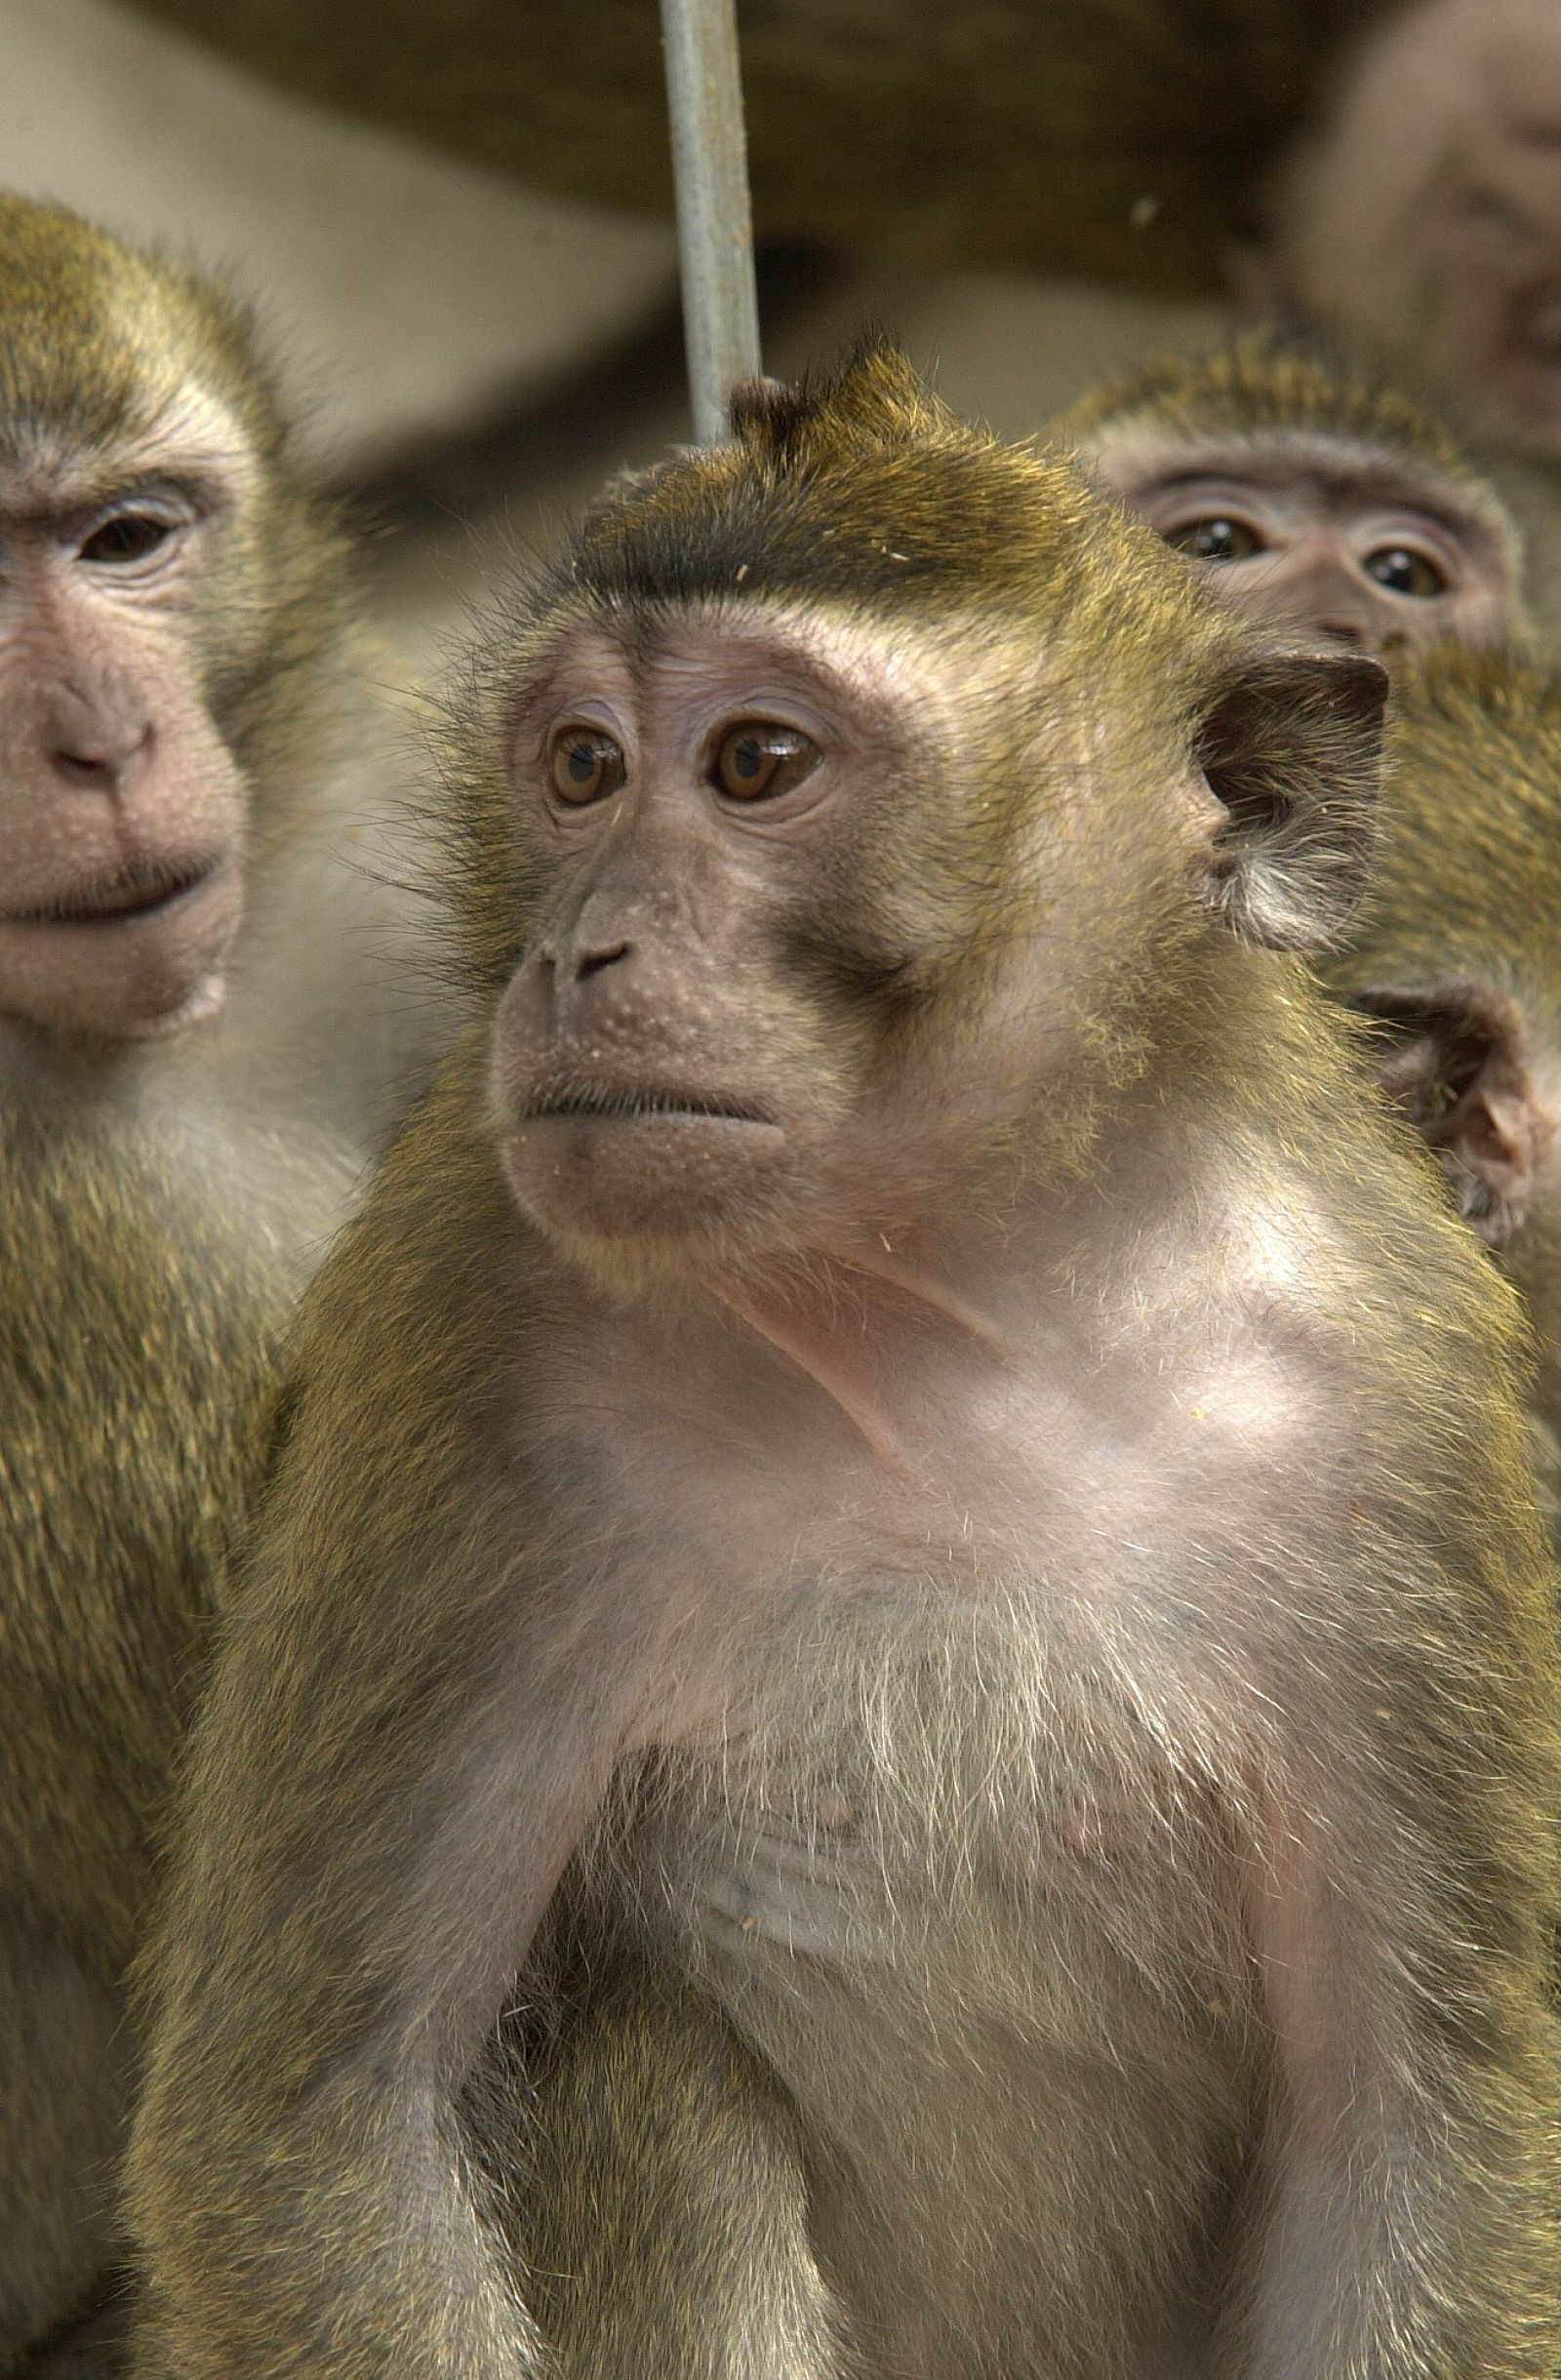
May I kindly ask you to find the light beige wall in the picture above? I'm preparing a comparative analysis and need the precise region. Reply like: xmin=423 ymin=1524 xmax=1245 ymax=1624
xmin=0 ymin=0 xmax=678 ymax=459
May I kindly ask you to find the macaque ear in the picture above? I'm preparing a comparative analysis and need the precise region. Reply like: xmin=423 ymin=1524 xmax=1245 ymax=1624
xmin=1349 ymin=978 xmax=1556 ymax=1248
xmin=1193 ymin=648 xmax=1387 ymax=950
xmin=730 ymin=341 xmax=950 ymax=468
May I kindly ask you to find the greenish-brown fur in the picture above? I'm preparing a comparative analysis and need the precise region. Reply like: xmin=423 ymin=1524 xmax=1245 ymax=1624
xmin=1320 ymin=647 xmax=1561 ymax=1486
xmin=1057 ymin=328 xmax=1485 ymax=469
xmin=0 ymin=1115 xmax=299 ymax=1961
xmin=1330 ymin=647 xmax=1561 ymax=1022
xmin=473 ymin=1968 xmax=858 ymax=2380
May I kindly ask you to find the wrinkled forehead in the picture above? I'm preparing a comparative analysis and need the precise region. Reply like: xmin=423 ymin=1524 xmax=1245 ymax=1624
xmin=0 ymin=372 xmax=252 ymax=513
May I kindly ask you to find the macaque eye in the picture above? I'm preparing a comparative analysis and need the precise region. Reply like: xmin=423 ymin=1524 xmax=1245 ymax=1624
xmin=1363 ymin=546 xmax=1447 ymax=599
xmin=1164 ymin=516 xmax=1264 ymax=564
xmin=712 ymin=723 xmax=821 ymax=802
xmin=78 ymin=513 xmax=174 ymax=565
xmin=549 ymin=728 xmax=627 ymax=806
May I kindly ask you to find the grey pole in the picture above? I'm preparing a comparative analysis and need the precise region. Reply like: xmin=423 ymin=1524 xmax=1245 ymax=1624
xmin=659 ymin=0 xmax=763 ymax=444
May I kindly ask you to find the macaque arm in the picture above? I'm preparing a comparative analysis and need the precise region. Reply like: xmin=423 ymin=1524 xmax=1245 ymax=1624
xmin=1225 ymin=1765 xmax=1558 ymax=2379
xmin=502 ymin=1978 xmax=855 ymax=2378
xmin=127 ymin=1490 xmax=633 ymax=2380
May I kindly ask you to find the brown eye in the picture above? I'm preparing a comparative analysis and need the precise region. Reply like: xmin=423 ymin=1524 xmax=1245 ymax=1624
xmin=79 ymin=513 xmax=173 ymax=564
xmin=712 ymin=723 xmax=820 ymax=802
xmin=1363 ymin=545 xmax=1447 ymax=599
xmin=549 ymin=727 xmax=626 ymax=805
xmin=1164 ymin=517 xmax=1264 ymax=563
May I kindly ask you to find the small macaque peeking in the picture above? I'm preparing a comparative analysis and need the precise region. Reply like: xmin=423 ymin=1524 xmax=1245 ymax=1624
xmin=1268 ymin=0 xmax=1561 ymax=461
xmin=0 ymin=196 xmax=439 ymax=2370
xmin=1061 ymin=336 xmax=1526 ymax=663
xmin=1321 ymin=646 xmax=1561 ymax=1510
xmin=129 ymin=349 xmax=1561 ymax=2380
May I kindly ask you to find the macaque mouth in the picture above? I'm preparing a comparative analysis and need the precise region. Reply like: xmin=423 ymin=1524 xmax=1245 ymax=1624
xmin=523 ymin=1088 xmax=775 ymax=1127
xmin=3 ymin=855 xmax=223 ymax=928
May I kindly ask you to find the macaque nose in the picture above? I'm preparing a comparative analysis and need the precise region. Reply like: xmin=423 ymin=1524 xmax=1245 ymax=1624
xmin=1255 ymin=550 xmax=1376 ymax=650
xmin=44 ymin=685 xmax=152 ymax=791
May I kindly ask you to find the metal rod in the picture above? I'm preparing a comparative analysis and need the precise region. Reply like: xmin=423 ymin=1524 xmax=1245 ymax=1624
xmin=659 ymin=0 xmax=763 ymax=444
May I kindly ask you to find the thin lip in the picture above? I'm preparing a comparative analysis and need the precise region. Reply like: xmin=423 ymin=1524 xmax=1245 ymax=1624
xmin=520 ymin=1089 xmax=776 ymax=1126
xmin=0 ymin=855 xmax=223 ymax=929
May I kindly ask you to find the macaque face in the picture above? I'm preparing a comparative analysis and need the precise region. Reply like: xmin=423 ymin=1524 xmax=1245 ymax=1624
xmin=1098 ymin=441 xmax=1515 ymax=659
xmin=480 ymin=585 xmax=1381 ymax=1281
xmin=483 ymin=606 xmax=1172 ymax=1271
xmin=488 ymin=616 xmax=930 ymax=1261
xmin=0 ymin=411 xmax=251 ymax=1045
xmin=1274 ymin=0 xmax=1561 ymax=456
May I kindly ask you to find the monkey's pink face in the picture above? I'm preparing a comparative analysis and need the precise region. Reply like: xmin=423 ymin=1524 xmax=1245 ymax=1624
xmin=485 ymin=603 xmax=1383 ymax=1279
xmin=1280 ymin=0 xmax=1561 ymax=456
xmin=0 ymin=423 xmax=249 ymax=1045
xmin=487 ymin=613 xmax=1011 ymax=1267
xmin=1100 ymin=437 xmax=1519 ymax=664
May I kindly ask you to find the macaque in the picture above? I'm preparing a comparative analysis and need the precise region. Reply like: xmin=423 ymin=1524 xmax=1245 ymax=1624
xmin=1060 ymin=336 xmax=1528 ymax=661
xmin=1319 ymin=645 xmax=1561 ymax=1519
xmin=129 ymin=348 xmax=1561 ymax=2380
xmin=1269 ymin=0 xmax=1561 ymax=461
xmin=0 ymin=195 xmax=436 ymax=2368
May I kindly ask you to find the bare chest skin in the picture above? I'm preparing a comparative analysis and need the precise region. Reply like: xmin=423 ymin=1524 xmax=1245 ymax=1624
xmin=517 ymin=1243 xmax=1318 ymax=2373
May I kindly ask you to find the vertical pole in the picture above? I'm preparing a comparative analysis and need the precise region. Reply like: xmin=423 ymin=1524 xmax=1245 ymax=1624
xmin=659 ymin=0 xmax=763 ymax=445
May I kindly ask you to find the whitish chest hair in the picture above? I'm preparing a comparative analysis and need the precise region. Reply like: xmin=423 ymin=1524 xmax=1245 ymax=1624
xmin=543 ymin=1204 xmax=1326 ymax=1987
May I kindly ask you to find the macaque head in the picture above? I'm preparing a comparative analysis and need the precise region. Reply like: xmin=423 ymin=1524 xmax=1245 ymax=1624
xmin=0 ymin=198 xmax=351 ymax=1048
xmin=1325 ymin=648 xmax=1561 ymax=1265
xmin=1062 ymin=338 xmax=1524 ymax=665
xmin=438 ymin=345 xmax=1386 ymax=1291
xmin=1267 ymin=0 xmax=1561 ymax=459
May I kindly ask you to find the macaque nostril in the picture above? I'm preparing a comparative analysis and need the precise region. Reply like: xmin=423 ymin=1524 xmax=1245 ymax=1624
xmin=51 ymin=748 xmax=118 ymax=788
xmin=574 ymin=940 xmax=631 ymax=983
xmin=47 ymin=721 xmax=150 ymax=790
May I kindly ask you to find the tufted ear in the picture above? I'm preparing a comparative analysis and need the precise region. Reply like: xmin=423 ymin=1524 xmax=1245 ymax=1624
xmin=1194 ymin=648 xmax=1387 ymax=949
xmin=729 ymin=340 xmax=952 ymax=468
xmin=1349 ymin=977 xmax=1555 ymax=1248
